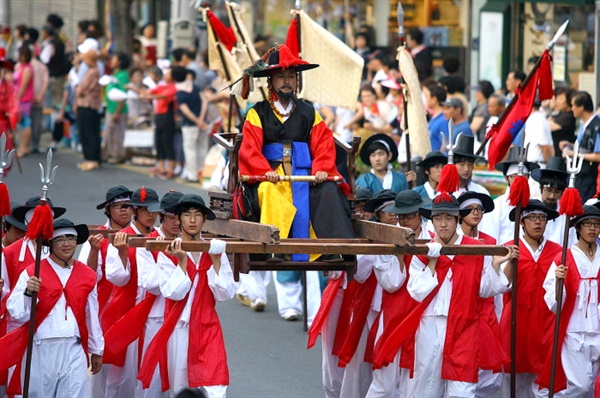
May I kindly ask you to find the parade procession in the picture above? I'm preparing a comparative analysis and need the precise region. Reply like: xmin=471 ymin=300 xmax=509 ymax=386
xmin=2 ymin=0 xmax=600 ymax=397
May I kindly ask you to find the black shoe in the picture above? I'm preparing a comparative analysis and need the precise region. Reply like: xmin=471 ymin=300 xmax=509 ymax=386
xmin=266 ymin=254 xmax=285 ymax=263
xmin=320 ymin=254 xmax=344 ymax=263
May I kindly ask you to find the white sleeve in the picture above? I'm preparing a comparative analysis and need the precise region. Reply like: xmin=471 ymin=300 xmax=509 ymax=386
xmin=158 ymin=253 xmax=192 ymax=301
xmin=136 ymin=249 xmax=161 ymax=295
xmin=373 ymin=254 xmax=407 ymax=293
xmin=206 ymin=254 xmax=238 ymax=302
xmin=1 ymin=256 xmax=9 ymax=299
xmin=77 ymin=241 xmax=92 ymax=264
xmin=39 ymin=44 xmax=54 ymax=65
xmin=6 ymin=270 xmax=33 ymax=323
xmin=479 ymin=256 xmax=510 ymax=298
xmin=85 ymin=285 xmax=104 ymax=356
xmin=355 ymin=255 xmax=375 ymax=283
xmin=407 ymin=256 xmax=438 ymax=302
xmin=104 ymin=244 xmax=131 ymax=287
xmin=543 ymin=262 xmax=565 ymax=313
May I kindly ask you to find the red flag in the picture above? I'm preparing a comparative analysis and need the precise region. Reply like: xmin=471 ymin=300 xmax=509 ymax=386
xmin=486 ymin=51 xmax=553 ymax=169
xmin=207 ymin=11 xmax=236 ymax=52
xmin=286 ymin=18 xmax=300 ymax=57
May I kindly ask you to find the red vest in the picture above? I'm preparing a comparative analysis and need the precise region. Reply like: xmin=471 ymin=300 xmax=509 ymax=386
xmin=138 ymin=252 xmax=229 ymax=389
xmin=500 ymin=239 xmax=562 ymax=374
xmin=0 ymin=259 xmax=96 ymax=395
xmin=95 ymin=225 xmax=114 ymax=316
xmin=537 ymin=250 xmax=599 ymax=392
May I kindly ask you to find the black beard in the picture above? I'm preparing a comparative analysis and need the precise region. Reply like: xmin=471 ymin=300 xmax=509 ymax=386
xmin=275 ymin=89 xmax=296 ymax=102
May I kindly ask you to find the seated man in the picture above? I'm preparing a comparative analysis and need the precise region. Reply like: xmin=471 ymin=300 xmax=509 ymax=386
xmin=356 ymin=134 xmax=415 ymax=194
xmin=237 ymin=44 xmax=355 ymax=322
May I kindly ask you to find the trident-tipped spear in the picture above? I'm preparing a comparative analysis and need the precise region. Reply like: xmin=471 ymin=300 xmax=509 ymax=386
xmin=547 ymin=141 xmax=584 ymax=397
xmin=22 ymin=149 xmax=57 ymax=398
xmin=0 ymin=133 xmax=15 ymax=280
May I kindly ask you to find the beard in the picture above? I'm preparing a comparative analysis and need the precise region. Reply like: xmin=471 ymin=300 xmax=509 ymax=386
xmin=275 ymin=89 xmax=296 ymax=102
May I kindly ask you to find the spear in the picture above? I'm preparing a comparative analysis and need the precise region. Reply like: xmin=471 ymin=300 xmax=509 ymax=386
xmin=22 ymin=149 xmax=57 ymax=398
xmin=0 ymin=133 xmax=15 ymax=280
xmin=476 ymin=20 xmax=569 ymax=157
xmin=547 ymin=142 xmax=583 ymax=397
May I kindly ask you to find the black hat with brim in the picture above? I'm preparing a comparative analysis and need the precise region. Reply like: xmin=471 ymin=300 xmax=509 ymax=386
xmin=383 ymin=190 xmax=431 ymax=214
xmin=530 ymin=157 xmax=569 ymax=182
xmin=252 ymin=44 xmax=319 ymax=78
xmin=570 ymin=205 xmax=600 ymax=227
xmin=363 ymin=189 xmax=397 ymax=213
xmin=509 ymin=199 xmax=559 ymax=222
xmin=5 ymin=215 xmax=27 ymax=231
xmin=43 ymin=218 xmax=89 ymax=246
xmin=149 ymin=191 xmax=184 ymax=214
xmin=495 ymin=147 xmax=540 ymax=175
xmin=96 ymin=185 xmax=133 ymax=210
xmin=130 ymin=187 xmax=160 ymax=208
xmin=166 ymin=194 xmax=216 ymax=221
xmin=457 ymin=191 xmax=495 ymax=214
xmin=419 ymin=195 xmax=472 ymax=220
xmin=355 ymin=187 xmax=373 ymax=202
xmin=453 ymin=134 xmax=484 ymax=161
xmin=417 ymin=151 xmax=447 ymax=170
xmin=13 ymin=196 xmax=66 ymax=221
xmin=360 ymin=134 xmax=399 ymax=166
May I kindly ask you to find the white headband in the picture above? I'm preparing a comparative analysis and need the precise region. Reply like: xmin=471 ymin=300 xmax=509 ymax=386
xmin=110 ymin=197 xmax=131 ymax=204
xmin=25 ymin=208 xmax=55 ymax=225
xmin=506 ymin=164 xmax=529 ymax=176
xmin=459 ymin=198 xmax=483 ymax=210
xmin=522 ymin=209 xmax=546 ymax=219
xmin=431 ymin=209 xmax=459 ymax=217
xmin=52 ymin=227 xmax=77 ymax=239
xmin=374 ymin=140 xmax=391 ymax=153
xmin=375 ymin=200 xmax=395 ymax=213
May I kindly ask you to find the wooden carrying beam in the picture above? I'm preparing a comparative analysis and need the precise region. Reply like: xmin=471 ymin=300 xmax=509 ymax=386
xmin=145 ymin=240 xmax=509 ymax=256
xmin=202 ymin=218 xmax=280 ymax=244
xmin=354 ymin=219 xmax=415 ymax=246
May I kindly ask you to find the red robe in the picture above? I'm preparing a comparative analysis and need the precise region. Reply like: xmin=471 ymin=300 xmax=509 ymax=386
xmin=500 ymin=239 xmax=562 ymax=374
xmin=0 ymin=259 xmax=96 ymax=395
xmin=138 ymin=253 xmax=229 ymax=389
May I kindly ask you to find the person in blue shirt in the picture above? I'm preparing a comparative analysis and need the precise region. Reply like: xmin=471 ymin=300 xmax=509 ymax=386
xmin=424 ymin=84 xmax=449 ymax=151
xmin=442 ymin=97 xmax=473 ymax=142
xmin=413 ymin=151 xmax=447 ymax=199
xmin=356 ymin=134 xmax=415 ymax=194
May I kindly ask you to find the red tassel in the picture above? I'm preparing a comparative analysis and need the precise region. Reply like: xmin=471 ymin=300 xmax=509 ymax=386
xmin=140 ymin=187 xmax=147 ymax=203
xmin=437 ymin=164 xmax=460 ymax=194
xmin=0 ymin=183 xmax=10 ymax=217
xmin=286 ymin=18 xmax=300 ymax=57
xmin=25 ymin=202 xmax=54 ymax=240
xmin=508 ymin=175 xmax=530 ymax=208
xmin=538 ymin=51 xmax=554 ymax=101
xmin=434 ymin=191 xmax=454 ymax=204
xmin=338 ymin=182 xmax=351 ymax=197
xmin=560 ymin=187 xmax=584 ymax=217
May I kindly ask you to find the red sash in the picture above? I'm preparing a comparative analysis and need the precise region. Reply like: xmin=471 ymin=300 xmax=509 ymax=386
xmin=307 ymin=275 xmax=344 ymax=349
xmin=0 ymin=259 xmax=96 ymax=395
xmin=138 ymin=252 xmax=229 ymax=389
xmin=337 ymin=272 xmax=378 ymax=367
xmin=95 ymin=226 xmax=113 ymax=315
xmin=500 ymin=239 xmax=562 ymax=374
xmin=537 ymin=250 xmax=598 ymax=392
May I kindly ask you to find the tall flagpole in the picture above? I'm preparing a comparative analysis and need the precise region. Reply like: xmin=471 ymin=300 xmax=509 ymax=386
xmin=397 ymin=3 xmax=413 ymax=187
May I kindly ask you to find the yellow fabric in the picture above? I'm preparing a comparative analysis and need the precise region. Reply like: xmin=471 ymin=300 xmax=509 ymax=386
xmin=258 ymin=165 xmax=320 ymax=260
xmin=245 ymin=107 xmax=262 ymax=127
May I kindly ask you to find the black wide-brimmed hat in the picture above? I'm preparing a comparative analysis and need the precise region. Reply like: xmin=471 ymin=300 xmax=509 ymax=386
xmin=360 ymin=134 xmax=399 ymax=166
xmin=419 ymin=194 xmax=472 ymax=219
xmin=5 ymin=204 xmax=27 ymax=231
xmin=252 ymin=44 xmax=319 ymax=78
xmin=453 ymin=135 xmax=484 ymax=161
xmin=417 ymin=151 xmax=447 ymax=170
xmin=570 ymin=205 xmax=600 ymax=227
xmin=495 ymin=147 xmax=540 ymax=175
xmin=530 ymin=157 xmax=569 ymax=182
xmin=96 ymin=185 xmax=133 ymax=210
xmin=457 ymin=191 xmax=495 ymax=214
xmin=149 ymin=190 xmax=184 ymax=214
xmin=383 ymin=190 xmax=431 ymax=215
xmin=43 ymin=218 xmax=89 ymax=246
xmin=355 ymin=187 xmax=373 ymax=202
xmin=166 ymin=194 xmax=216 ymax=221
xmin=130 ymin=187 xmax=160 ymax=208
xmin=13 ymin=196 xmax=66 ymax=221
xmin=509 ymin=199 xmax=559 ymax=222
xmin=363 ymin=189 xmax=397 ymax=213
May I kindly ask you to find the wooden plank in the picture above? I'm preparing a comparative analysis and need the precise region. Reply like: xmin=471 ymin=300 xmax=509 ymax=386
xmin=107 ymin=233 xmax=145 ymax=244
xmin=202 ymin=218 xmax=280 ymax=244
xmin=145 ymin=240 xmax=509 ymax=256
xmin=354 ymin=219 xmax=415 ymax=245
xmin=88 ymin=228 xmax=121 ymax=238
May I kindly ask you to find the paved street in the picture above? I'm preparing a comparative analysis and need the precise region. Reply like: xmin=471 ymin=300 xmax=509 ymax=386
xmin=6 ymin=148 xmax=324 ymax=398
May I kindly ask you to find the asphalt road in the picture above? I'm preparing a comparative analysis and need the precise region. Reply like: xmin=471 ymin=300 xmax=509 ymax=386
xmin=6 ymin=148 xmax=324 ymax=398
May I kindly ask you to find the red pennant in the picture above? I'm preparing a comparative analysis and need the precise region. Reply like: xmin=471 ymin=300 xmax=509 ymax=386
xmin=207 ymin=11 xmax=236 ymax=52
xmin=0 ymin=183 xmax=10 ymax=217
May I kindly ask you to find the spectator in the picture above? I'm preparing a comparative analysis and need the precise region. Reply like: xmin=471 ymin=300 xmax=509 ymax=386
xmin=173 ymin=48 xmax=207 ymax=90
xmin=439 ymin=75 xmax=468 ymax=110
xmin=14 ymin=46 xmax=34 ymax=158
xmin=406 ymin=27 xmax=432 ymax=82
xmin=470 ymin=80 xmax=494 ymax=142
xmin=126 ymin=67 xmax=151 ymax=121
xmin=548 ymin=87 xmax=576 ymax=157
xmin=366 ymin=51 xmax=391 ymax=85
xmin=505 ymin=70 xmax=525 ymax=101
xmin=103 ymin=52 xmax=130 ymax=164
xmin=172 ymin=66 xmax=208 ymax=183
xmin=53 ymin=53 xmax=80 ymax=151
xmin=40 ymin=25 xmax=70 ymax=110
xmin=10 ymin=24 xmax=27 ymax=59
xmin=27 ymin=42 xmax=49 ymax=154
xmin=442 ymin=55 xmax=466 ymax=93
xmin=75 ymin=50 xmax=102 ymax=171
xmin=76 ymin=20 xmax=90 ymax=46
xmin=45 ymin=13 xmax=65 ymax=43
xmin=522 ymin=100 xmax=554 ymax=163
xmin=485 ymin=93 xmax=506 ymax=132
xmin=139 ymin=23 xmax=157 ymax=67
xmin=345 ymin=84 xmax=397 ymax=143
xmin=442 ymin=97 xmax=473 ymax=141
xmin=423 ymin=83 xmax=449 ymax=151
xmin=24 ymin=27 xmax=41 ymax=58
